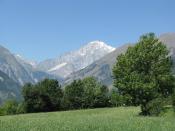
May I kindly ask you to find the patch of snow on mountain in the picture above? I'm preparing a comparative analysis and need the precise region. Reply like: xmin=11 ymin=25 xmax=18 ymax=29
xmin=0 ymin=76 xmax=4 ymax=82
xmin=48 ymin=63 xmax=67 ymax=72
xmin=87 ymin=41 xmax=115 ymax=51
xmin=18 ymin=78 xmax=24 ymax=85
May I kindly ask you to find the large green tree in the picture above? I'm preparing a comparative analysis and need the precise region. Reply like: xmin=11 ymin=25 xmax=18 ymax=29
xmin=22 ymin=79 xmax=63 ymax=113
xmin=113 ymin=33 xmax=175 ymax=115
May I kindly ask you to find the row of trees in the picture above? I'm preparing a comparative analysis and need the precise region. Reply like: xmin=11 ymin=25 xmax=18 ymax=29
xmin=63 ymin=77 xmax=110 ymax=109
xmin=0 ymin=77 xmax=116 ymax=115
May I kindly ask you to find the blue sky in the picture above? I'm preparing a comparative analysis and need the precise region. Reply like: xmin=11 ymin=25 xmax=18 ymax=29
xmin=0 ymin=0 xmax=175 ymax=61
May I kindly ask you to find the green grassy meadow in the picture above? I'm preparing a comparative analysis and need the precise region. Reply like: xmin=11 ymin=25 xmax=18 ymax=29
xmin=0 ymin=107 xmax=174 ymax=131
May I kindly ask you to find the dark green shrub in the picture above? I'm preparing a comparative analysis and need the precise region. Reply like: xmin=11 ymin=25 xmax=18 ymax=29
xmin=22 ymin=79 xmax=63 ymax=113
xmin=145 ymin=98 xmax=164 ymax=116
xmin=0 ymin=107 xmax=5 ymax=116
xmin=2 ymin=100 xmax=18 ymax=115
xmin=172 ymin=92 xmax=175 ymax=111
xmin=110 ymin=91 xmax=124 ymax=107
xmin=16 ymin=103 xmax=26 ymax=114
xmin=122 ymin=94 xmax=133 ymax=106
xmin=92 ymin=85 xmax=110 ymax=108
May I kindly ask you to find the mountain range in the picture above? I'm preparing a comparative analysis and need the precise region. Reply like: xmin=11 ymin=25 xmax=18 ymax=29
xmin=0 ymin=33 xmax=175 ymax=103
xmin=37 ymin=41 xmax=115 ymax=78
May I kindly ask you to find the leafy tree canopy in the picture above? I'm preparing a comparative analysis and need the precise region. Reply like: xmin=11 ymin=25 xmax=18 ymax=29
xmin=113 ymin=33 xmax=175 ymax=115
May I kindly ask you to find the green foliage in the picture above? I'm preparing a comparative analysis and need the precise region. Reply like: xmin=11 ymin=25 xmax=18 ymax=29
xmin=16 ymin=103 xmax=26 ymax=114
xmin=109 ymin=90 xmax=124 ymax=107
xmin=113 ymin=33 xmax=175 ymax=115
xmin=0 ymin=78 xmax=111 ymax=115
xmin=0 ymin=100 xmax=19 ymax=115
xmin=93 ymin=85 xmax=110 ymax=108
xmin=144 ymin=98 xmax=164 ymax=116
xmin=109 ymin=89 xmax=135 ymax=107
xmin=63 ymin=80 xmax=84 ymax=109
xmin=172 ymin=90 xmax=175 ymax=111
xmin=0 ymin=106 xmax=5 ymax=116
xmin=82 ymin=77 xmax=100 ymax=108
xmin=64 ymin=77 xmax=110 ymax=110
xmin=82 ymin=77 xmax=109 ymax=108
xmin=3 ymin=100 xmax=18 ymax=115
xmin=122 ymin=94 xmax=133 ymax=106
xmin=22 ymin=79 xmax=63 ymax=113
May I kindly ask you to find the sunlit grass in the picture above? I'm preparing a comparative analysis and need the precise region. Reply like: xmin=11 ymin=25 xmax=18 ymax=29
xmin=0 ymin=107 xmax=175 ymax=131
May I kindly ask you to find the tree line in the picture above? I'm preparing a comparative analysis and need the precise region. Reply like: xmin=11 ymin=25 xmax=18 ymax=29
xmin=0 ymin=77 xmax=117 ymax=115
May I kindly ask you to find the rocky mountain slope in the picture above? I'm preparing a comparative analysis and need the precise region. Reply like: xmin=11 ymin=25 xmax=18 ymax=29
xmin=0 ymin=45 xmax=34 ymax=85
xmin=0 ymin=45 xmax=63 ymax=87
xmin=15 ymin=54 xmax=63 ymax=83
xmin=159 ymin=33 xmax=175 ymax=73
xmin=37 ymin=41 xmax=115 ymax=78
xmin=65 ymin=44 xmax=131 ymax=87
xmin=0 ymin=70 xmax=21 ymax=105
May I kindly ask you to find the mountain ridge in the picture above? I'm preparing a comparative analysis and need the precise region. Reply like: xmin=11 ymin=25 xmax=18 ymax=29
xmin=0 ymin=45 xmax=34 ymax=85
xmin=37 ymin=41 xmax=115 ymax=78
xmin=65 ymin=44 xmax=132 ymax=87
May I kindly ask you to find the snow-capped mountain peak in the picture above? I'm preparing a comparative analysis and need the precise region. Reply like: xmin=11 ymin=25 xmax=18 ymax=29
xmin=37 ymin=40 xmax=115 ymax=78
xmin=81 ymin=41 xmax=115 ymax=52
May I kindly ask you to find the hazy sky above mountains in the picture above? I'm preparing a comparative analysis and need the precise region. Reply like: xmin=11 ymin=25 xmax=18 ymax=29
xmin=0 ymin=0 xmax=175 ymax=61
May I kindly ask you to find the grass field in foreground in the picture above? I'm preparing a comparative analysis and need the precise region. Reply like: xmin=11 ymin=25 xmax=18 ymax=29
xmin=0 ymin=107 xmax=175 ymax=131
